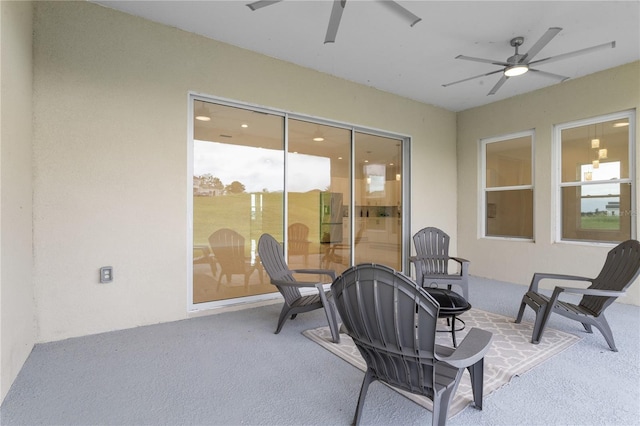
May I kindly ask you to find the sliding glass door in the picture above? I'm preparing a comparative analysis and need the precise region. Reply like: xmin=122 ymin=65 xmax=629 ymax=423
xmin=192 ymin=101 xmax=283 ymax=303
xmin=190 ymin=97 xmax=407 ymax=307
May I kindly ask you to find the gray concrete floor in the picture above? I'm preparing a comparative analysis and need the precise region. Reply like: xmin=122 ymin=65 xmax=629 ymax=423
xmin=1 ymin=276 xmax=639 ymax=425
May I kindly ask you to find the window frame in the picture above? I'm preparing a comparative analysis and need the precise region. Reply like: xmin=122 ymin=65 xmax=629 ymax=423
xmin=480 ymin=130 xmax=535 ymax=241
xmin=553 ymin=110 xmax=636 ymax=245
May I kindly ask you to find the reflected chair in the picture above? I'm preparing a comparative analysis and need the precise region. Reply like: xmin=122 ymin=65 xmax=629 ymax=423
xmin=209 ymin=228 xmax=262 ymax=291
xmin=258 ymin=233 xmax=341 ymax=343
xmin=410 ymin=227 xmax=470 ymax=300
xmin=515 ymin=239 xmax=640 ymax=351
xmin=332 ymin=264 xmax=493 ymax=426
xmin=287 ymin=222 xmax=311 ymax=265
xmin=322 ymin=227 xmax=365 ymax=269
xmin=193 ymin=244 xmax=217 ymax=278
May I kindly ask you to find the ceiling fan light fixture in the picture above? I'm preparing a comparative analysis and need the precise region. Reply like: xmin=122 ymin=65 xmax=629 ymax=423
xmin=504 ymin=64 xmax=529 ymax=77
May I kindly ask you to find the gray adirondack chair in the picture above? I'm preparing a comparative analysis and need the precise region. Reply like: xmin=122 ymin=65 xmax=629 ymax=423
xmin=410 ymin=227 xmax=470 ymax=300
xmin=331 ymin=263 xmax=493 ymax=426
xmin=515 ymin=239 xmax=640 ymax=351
xmin=258 ymin=233 xmax=341 ymax=343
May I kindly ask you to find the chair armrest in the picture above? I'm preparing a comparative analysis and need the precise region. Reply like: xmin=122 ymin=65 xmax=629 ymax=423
xmin=450 ymin=257 xmax=469 ymax=264
xmin=528 ymin=272 xmax=594 ymax=293
xmin=435 ymin=328 xmax=493 ymax=369
xmin=270 ymin=279 xmax=327 ymax=289
xmin=554 ymin=286 xmax=626 ymax=298
xmin=291 ymin=268 xmax=336 ymax=280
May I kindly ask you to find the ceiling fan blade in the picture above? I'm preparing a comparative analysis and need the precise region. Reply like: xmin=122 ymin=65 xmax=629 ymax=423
xmin=442 ymin=69 xmax=504 ymax=87
xmin=522 ymin=27 xmax=562 ymax=62
xmin=529 ymin=68 xmax=570 ymax=81
xmin=325 ymin=0 xmax=347 ymax=44
xmin=529 ymin=41 xmax=616 ymax=67
xmin=246 ymin=0 xmax=282 ymax=11
xmin=488 ymin=75 xmax=508 ymax=95
xmin=378 ymin=1 xmax=421 ymax=27
xmin=456 ymin=55 xmax=510 ymax=67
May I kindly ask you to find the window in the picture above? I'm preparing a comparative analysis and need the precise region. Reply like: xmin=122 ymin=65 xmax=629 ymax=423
xmin=556 ymin=111 xmax=635 ymax=243
xmin=481 ymin=131 xmax=534 ymax=239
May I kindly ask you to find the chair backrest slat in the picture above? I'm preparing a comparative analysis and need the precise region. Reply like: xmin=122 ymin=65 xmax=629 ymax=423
xmin=258 ymin=234 xmax=301 ymax=304
xmin=580 ymin=240 xmax=640 ymax=315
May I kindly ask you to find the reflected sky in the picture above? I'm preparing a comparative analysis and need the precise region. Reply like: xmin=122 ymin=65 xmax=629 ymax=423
xmin=194 ymin=140 xmax=330 ymax=193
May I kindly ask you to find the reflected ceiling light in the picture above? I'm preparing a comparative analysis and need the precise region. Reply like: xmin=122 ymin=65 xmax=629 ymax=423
xmin=312 ymin=128 xmax=324 ymax=142
xmin=591 ymin=138 xmax=600 ymax=149
xmin=598 ymin=148 xmax=608 ymax=159
xmin=396 ymin=174 xmax=401 ymax=181
xmin=592 ymin=160 xmax=600 ymax=169
xmin=584 ymin=171 xmax=592 ymax=181
xmin=241 ymin=123 xmax=248 ymax=128
xmin=504 ymin=64 xmax=528 ymax=77
xmin=613 ymin=122 xmax=629 ymax=127
xmin=195 ymin=105 xmax=211 ymax=121
xmin=338 ymin=156 xmax=343 ymax=160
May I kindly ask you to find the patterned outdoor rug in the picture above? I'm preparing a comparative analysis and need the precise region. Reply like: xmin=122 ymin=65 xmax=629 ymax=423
xmin=303 ymin=308 xmax=581 ymax=419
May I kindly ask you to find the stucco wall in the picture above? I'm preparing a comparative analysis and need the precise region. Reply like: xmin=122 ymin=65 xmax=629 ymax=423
xmin=0 ymin=0 xmax=35 ymax=403
xmin=32 ymin=1 xmax=457 ymax=343
xmin=457 ymin=61 xmax=640 ymax=304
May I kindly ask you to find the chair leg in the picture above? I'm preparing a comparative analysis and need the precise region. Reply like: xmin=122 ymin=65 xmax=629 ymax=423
xmin=582 ymin=323 xmax=593 ymax=333
xmin=462 ymin=284 xmax=469 ymax=301
xmin=432 ymin=385 xmax=457 ymax=426
xmin=530 ymin=303 xmax=548 ymax=344
xmin=353 ymin=369 xmax=374 ymax=426
xmin=592 ymin=315 xmax=618 ymax=352
xmin=467 ymin=358 xmax=485 ymax=410
xmin=515 ymin=299 xmax=527 ymax=324
xmin=275 ymin=305 xmax=291 ymax=334
xmin=318 ymin=289 xmax=340 ymax=343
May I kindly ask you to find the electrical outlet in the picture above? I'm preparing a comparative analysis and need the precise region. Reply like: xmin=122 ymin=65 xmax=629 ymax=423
xmin=100 ymin=266 xmax=113 ymax=283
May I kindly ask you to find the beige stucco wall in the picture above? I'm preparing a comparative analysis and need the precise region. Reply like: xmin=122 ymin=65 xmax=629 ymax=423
xmin=31 ymin=1 xmax=457 ymax=343
xmin=457 ymin=61 xmax=640 ymax=305
xmin=0 ymin=0 xmax=36 ymax=403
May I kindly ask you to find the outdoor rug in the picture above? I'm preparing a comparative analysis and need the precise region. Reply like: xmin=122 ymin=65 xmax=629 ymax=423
xmin=303 ymin=308 xmax=581 ymax=419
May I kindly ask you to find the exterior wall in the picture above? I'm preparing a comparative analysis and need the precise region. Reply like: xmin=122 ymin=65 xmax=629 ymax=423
xmin=32 ymin=1 xmax=457 ymax=343
xmin=0 ymin=1 xmax=36 ymax=403
xmin=457 ymin=61 xmax=640 ymax=305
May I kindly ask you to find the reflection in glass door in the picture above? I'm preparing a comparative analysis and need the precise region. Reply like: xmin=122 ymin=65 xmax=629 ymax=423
xmin=287 ymin=120 xmax=352 ymax=272
xmin=354 ymin=132 xmax=403 ymax=270
xmin=192 ymin=100 xmax=284 ymax=303
xmin=191 ymin=97 xmax=407 ymax=307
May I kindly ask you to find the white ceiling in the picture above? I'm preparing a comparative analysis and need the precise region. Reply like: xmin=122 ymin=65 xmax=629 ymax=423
xmin=91 ymin=1 xmax=640 ymax=112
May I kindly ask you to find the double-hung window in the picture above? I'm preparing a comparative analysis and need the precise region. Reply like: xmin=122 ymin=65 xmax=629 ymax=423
xmin=556 ymin=111 xmax=635 ymax=243
xmin=481 ymin=131 xmax=534 ymax=239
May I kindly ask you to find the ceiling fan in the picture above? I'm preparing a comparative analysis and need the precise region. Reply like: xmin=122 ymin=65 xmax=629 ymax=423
xmin=247 ymin=0 xmax=421 ymax=44
xmin=443 ymin=27 xmax=616 ymax=95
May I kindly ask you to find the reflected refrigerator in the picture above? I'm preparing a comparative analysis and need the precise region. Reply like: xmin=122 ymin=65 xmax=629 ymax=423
xmin=320 ymin=192 xmax=343 ymax=243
